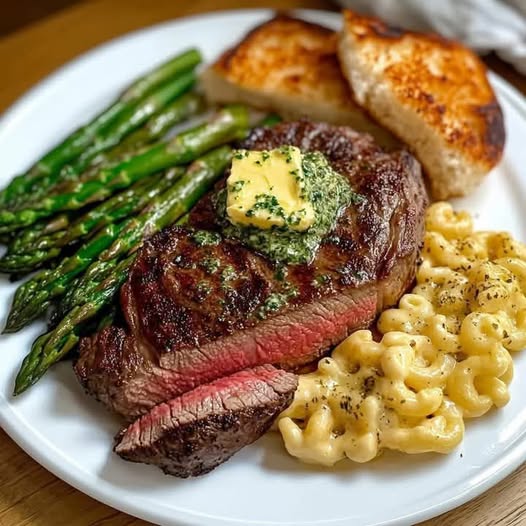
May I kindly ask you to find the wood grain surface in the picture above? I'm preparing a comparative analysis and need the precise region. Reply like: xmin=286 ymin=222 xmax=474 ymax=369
xmin=0 ymin=0 xmax=82 ymax=37
xmin=1 ymin=1 xmax=525 ymax=525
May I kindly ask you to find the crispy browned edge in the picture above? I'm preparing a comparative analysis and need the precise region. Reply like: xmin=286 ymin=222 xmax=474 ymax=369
xmin=211 ymin=13 xmax=355 ymax=107
xmin=340 ymin=9 xmax=505 ymax=171
xmin=216 ymin=12 xmax=334 ymax=67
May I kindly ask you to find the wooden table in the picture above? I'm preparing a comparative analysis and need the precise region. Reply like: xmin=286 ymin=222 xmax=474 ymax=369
xmin=1 ymin=1 xmax=525 ymax=525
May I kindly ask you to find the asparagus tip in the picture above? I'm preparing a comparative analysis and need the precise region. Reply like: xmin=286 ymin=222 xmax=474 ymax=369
xmin=4 ymin=308 xmax=31 ymax=334
xmin=13 ymin=365 xmax=32 ymax=396
xmin=2 ymin=321 xmax=18 ymax=334
xmin=13 ymin=333 xmax=50 ymax=395
xmin=13 ymin=373 xmax=34 ymax=396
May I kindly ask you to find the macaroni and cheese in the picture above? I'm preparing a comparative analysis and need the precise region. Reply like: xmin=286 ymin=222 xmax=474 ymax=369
xmin=278 ymin=202 xmax=526 ymax=466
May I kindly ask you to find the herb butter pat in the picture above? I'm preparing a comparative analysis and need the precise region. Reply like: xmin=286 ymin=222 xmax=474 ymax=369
xmin=226 ymin=146 xmax=315 ymax=231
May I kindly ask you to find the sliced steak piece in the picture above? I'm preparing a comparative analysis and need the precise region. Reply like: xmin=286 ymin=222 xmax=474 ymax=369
xmin=76 ymin=120 xmax=428 ymax=420
xmin=114 ymin=365 xmax=298 ymax=477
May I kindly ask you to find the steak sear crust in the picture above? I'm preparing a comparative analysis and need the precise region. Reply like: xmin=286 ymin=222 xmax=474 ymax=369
xmin=114 ymin=365 xmax=298 ymax=477
xmin=76 ymin=121 xmax=428 ymax=420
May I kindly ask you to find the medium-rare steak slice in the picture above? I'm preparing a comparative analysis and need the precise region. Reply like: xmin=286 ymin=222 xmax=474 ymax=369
xmin=114 ymin=365 xmax=298 ymax=477
xmin=76 ymin=120 xmax=428 ymax=419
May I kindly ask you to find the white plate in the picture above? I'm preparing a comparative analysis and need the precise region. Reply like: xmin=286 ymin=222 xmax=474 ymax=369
xmin=1 ymin=9 xmax=526 ymax=526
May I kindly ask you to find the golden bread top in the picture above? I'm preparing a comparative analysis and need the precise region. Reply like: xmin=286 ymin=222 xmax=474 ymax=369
xmin=341 ymin=9 xmax=505 ymax=169
xmin=212 ymin=15 xmax=355 ymax=110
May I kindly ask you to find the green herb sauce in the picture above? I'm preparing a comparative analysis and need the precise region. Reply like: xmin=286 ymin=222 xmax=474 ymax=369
xmin=216 ymin=151 xmax=362 ymax=264
xmin=201 ymin=257 xmax=221 ymax=274
xmin=221 ymin=265 xmax=237 ymax=283
xmin=256 ymin=286 xmax=299 ymax=319
xmin=312 ymin=274 xmax=331 ymax=288
xmin=193 ymin=230 xmax=221 ymax=246
xmin=195 ymin=281 xmax=212 ymax=301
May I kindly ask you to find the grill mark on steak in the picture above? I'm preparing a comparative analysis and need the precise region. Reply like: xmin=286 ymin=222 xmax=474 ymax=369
xmin=76 ymin=120 xmax=428 ymax=420
xmin=114 ymin=365 xmax=298 ymax=477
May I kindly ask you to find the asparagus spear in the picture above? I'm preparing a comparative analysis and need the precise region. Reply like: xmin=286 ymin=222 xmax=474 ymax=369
xmin=0 ymin=248 xmax=62 ymax=275
xmin=119 ymin=49 xmax=200 ymax=102
xmin=4 ymin=173 xmax=165 ymax=255
xmin=8 ymin=214 xmax=71 ymax=255
xmin=12 ymin=73 xmax=198 ymax=209
xmin=0 ymin=49 xmax=201 ymax=208
xmin=14 ymin=146 xmax=232 ymax=393
xmin=0 ymin=169 xmax=182 ymax=274
xmin=4 ymin=222 xmax=129 ymax=333
xmin=58 ymin=70 xmax=197 ymax=179
xmin=0 ymin=105 xmax=248 ymax=232
xmin=5 ymin=145 xmax=232 ymax=332
xmin=175 ymin=213 xmax=190 ymax=225
xmin=90 ymin=91 xmax=205 ymax=166
xmin=57 ymin=167 xmax=182 ymax=247
xmin=14 ymin=255 xmax=135 ymax=395
xmin=54 ymin=259 xmax=121 ymax=321
xmin=4 ymin=167 xmax=184 ymax=322
xmin=6 ymin=94 xmax=204 ymax=256
xmin=12 ymin=229 xmax=65 ymax=254
xmin=69 ymin=145 xmax=233 ymax=299
xmin=0 ymin=231 xmax=65 ymax=274
xmin=7 ymin=229 xmax=63 ymax=261
xmin=0 ymin=215 xmax=72 ymax=275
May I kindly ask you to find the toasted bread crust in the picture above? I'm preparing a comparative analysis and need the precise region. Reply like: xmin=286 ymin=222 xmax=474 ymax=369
xmin=213 ymin=14 xmax=354 ymax=107
xmin=211 ymin=15 xmax=353 ymax=111
xmin=201 ymin=15 xmax=398 ymax=146
xmin=339 ymin=9 xmax=505 ymax=198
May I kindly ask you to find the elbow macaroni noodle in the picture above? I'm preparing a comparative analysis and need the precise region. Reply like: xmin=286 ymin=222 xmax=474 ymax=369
xmin=278 ymin=202 xmax=526 ymax=466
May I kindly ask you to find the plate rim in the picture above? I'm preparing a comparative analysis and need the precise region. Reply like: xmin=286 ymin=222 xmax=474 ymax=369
xmin=1 ymin=8 xmax=526 ymax=526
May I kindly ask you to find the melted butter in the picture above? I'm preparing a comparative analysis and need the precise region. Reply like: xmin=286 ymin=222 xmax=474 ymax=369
xmin=216 ymin=149 xmax=362 ymax=265
xmin=226 ymin=146 xmax=315 ymax=231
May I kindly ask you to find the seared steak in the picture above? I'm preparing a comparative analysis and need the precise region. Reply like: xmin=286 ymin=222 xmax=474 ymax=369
xmin=114 ymin=365 xmax=297 ymax=477
xmin=76 ymin=120 xmax=428 ymax=420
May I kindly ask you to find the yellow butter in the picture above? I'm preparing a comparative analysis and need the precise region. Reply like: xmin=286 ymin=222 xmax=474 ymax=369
xmin=226 ymin=146 xmax=315 ymax=231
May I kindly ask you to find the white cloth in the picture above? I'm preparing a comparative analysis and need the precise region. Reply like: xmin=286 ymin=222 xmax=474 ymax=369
xmin=335 ymin=0 xmax=526 ymax=73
